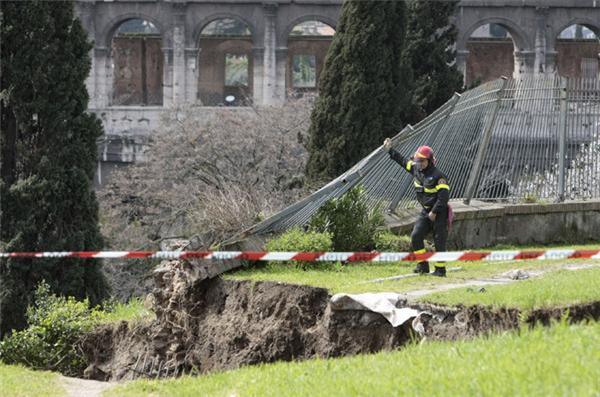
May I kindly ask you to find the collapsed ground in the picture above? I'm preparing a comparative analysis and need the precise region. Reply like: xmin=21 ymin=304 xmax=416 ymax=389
xmin=80 ymin=250 xmax=600 ymax=382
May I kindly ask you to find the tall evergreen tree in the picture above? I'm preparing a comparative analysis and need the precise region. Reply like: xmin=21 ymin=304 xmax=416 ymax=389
xmin=405 ymin=0 xmax=464 ymax=119
xmin=305 ymin=0 xmax=414 ymax=182
xmin=0 ymin=1 xmax=108 ymax=336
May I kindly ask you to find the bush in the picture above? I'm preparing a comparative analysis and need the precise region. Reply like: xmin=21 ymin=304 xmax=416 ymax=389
xmin=265 ymin=228 xmax=333 ymax=268
xmin=0 ymin=281 xmax=101 ymax=376
xmin=309 ymin=186 xmax=385 ymax=251
xmin=374 ymin=231 xmax=413 ymax=252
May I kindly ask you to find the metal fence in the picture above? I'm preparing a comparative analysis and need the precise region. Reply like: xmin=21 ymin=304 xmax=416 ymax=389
xmin=228 ymin=75 xmax=600 ymax=241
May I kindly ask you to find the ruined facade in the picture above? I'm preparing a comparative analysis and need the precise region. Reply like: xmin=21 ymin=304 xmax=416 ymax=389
xmin=73 ymin=1 xmax=600 ymax=185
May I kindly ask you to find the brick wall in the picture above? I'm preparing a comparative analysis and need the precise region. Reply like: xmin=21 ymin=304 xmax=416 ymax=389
xmin=112 ymin=37 xmax=163 ymax=106
xmin=197 ymin=37 xmax=254 ymax=106
xmin=287 ymin=37 xmax=332 ymax=93
xmin=466 ymin=39 xmax=600 ymax=86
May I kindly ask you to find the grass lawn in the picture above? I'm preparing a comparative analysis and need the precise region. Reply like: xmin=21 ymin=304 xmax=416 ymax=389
xmin=97 ymin=297 xmax=155 ymax=324
xmin=420 ymin=267 xmax=600 ymax=311
xmin=224 ymin=243 xmax=600 ymax=294
xmin=105 ymin=320 xmax=600 ymax=397
xmin=0 ymin=363 xmax=65 ymax=397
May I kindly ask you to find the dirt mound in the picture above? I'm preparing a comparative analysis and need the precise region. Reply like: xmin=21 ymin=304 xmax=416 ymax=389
xmin=81 ymin=261 xmax=414 ymax=381
xmin=80 ymin=260 xmax=600 ymax=381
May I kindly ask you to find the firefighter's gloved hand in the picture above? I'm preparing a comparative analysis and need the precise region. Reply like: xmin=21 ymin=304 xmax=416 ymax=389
xmin=383 ymin=138 xmax=392 ymax=153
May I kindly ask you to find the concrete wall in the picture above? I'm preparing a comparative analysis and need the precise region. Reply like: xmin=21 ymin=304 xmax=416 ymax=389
xmin=390 ymin=200 xmax=600 ymax=249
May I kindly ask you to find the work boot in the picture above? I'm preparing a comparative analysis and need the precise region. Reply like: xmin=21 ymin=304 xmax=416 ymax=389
xmin=431 ymin=266 xmax=446 ymax=277
xmin=413 ymin=261 xmax=430 ymax=274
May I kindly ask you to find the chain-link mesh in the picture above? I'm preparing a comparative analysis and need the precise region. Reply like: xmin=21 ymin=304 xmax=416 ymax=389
xmin=227 ymin=75 xmax=600 ymax=242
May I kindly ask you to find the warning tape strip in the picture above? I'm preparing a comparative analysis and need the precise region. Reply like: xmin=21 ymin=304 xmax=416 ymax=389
xmin=0 ymin=249 xmax=599 ymax=262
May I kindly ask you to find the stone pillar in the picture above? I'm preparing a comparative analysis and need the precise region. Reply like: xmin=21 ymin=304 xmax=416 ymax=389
xmin=76 ymin=1 xmax=97 ymax=107
xmin=545 ymin=50 xmax=558 ymax=74
xmin=274 ymin=47 xmax=288 ymax=104
xmin=262 ymin=3 xmax=278 ymax=105
xmin=534 ymin=7 xmax=549 ymax=74
xmin=252 ymin=47 xmax=265 ymax=105
xmin=456 ymin=50 xmax=469 ymax=85
xmin=94 ymin=47 xmax=110 ymax=108
xmin=513 ymin=50 xmax=536 ymax=80
xmin=172 ymin=5 xmax=186 ymax=105
xmin=185 ymin=48 xmax=199 ymax=103
xmin=162 ymin=48 xmax=174 ymax=107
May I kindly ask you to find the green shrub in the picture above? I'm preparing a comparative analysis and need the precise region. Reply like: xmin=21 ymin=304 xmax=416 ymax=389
xmin=0 ymin=281 xmax=102 ymax=376
xmin=374 ymin=231 xmax=435 ymax=252
xmin=265 ymin=228 xmax=333 ymax=253
xmin=374 ymin=231 xmax=413 ymax=252
xmin=265 ymin=228 xmax=333 ymax=268
xmin=309 ymin=186 xmax=385 ymax=251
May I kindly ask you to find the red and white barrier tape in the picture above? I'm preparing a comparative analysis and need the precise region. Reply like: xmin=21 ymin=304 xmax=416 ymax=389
xmin=1 ymin=249 xmax=600 ymax=262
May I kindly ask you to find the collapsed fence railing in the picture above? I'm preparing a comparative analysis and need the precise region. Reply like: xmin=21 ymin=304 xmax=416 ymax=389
xmin=2 ymin=249 xmax=600 ymax=263
xmin=225 ymin=75 xmax=600 ymax=243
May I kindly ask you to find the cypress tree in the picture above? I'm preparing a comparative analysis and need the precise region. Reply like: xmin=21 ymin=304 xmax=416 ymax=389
xmin=305 ymin=0 xmax=414 ymax=182
xmin=405 ymin=0 xmax=464 ymax=119
xmin=0 ymin=1 xmax=108 ymax=336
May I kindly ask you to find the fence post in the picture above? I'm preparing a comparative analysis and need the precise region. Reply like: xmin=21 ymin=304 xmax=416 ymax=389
xmin=463 ymin=77 xmax=508 ymax=205
xmin=557 ymin=77 xmax=569 ymax=202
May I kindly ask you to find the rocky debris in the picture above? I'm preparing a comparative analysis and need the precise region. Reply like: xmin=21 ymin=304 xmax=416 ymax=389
xmin=501 ymin=269 xmax=531 ymax=280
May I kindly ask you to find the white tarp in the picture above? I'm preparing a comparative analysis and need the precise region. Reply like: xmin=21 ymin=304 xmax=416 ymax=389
xmin=330 ymin=292 xmax=421 ymax=327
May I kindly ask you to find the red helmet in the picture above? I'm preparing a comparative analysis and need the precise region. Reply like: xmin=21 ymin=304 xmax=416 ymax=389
xmin=414 ymin=145 xmax=434 ymax=161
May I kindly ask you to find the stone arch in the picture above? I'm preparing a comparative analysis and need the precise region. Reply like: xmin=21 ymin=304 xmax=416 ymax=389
xmin=284 ymin=18 xmax=336 ymax=94
xmin=280 ymin=15 xmax=337 ymax=47
xmin=108 ymin=16 xmax=166 ymax=106
xmin=193 ymin=14 xmax=258 ymax=47
xmin=457 ymin=17 xmax=533 ymax=53
xmin=196 ymin=16 xmax=255 ymax=106
xmin=550 ymin=18 xmax=600 ymax=79
xmin=548 ymin=18 xmax=600 ymax=50
xmin=457 ymin=17 xmax=534 ymax=86
xmin=100 ymin=13 xmax=167 ymax=49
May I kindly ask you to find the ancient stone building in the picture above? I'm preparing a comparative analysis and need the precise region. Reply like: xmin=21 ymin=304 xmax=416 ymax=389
xmin=73 ymin=1 xmax=600 ymax=185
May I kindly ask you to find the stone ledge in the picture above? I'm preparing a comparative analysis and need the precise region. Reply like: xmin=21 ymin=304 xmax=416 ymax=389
xmin=388 ymin=199 xmax=600 ymax=248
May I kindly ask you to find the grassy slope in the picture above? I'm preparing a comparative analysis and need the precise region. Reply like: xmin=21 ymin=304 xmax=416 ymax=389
xmin=0 ymin=363 xmax=65 ymax=397
xmin=224 ymin=257 xmax=598 ymax=295
xmin=420 ymin=267 xmax=600 ymax=311
xmin=105 ymin=321 xmax=600 ymax=397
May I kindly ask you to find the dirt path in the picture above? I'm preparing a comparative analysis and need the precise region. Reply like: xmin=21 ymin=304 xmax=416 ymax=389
xmin=60 ymin=376 xmax=117 ymax=397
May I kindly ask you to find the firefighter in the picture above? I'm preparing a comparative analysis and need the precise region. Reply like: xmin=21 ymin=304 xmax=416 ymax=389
xmin=383 ymin=138 xmax=450 ymax=277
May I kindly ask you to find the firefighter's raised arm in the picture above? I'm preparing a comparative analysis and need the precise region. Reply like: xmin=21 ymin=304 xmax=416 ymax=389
xmin=383 ymin=138 xmax=413 ymax=173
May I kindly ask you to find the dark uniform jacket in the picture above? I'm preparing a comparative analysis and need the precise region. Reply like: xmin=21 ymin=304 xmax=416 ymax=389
xmin=389 ymin=148 xmax=450 ymax=213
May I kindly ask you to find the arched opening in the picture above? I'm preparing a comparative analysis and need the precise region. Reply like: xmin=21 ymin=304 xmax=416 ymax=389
xmin=555 ymin=24 xmax=600 ymax=79
xmin=198 ymin=18 xmax=253 ymax=106
xmin=465 ymin=23 xmax=515 ymax=87
xmin=287 ymin=20 xmax=335 ymax=95
xmin=111 ymin=19 xmax=163 ymax=106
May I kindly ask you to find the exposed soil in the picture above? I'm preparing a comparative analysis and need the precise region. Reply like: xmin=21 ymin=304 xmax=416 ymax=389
xmin=79 ymin=260 xmax=600 ymax=382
